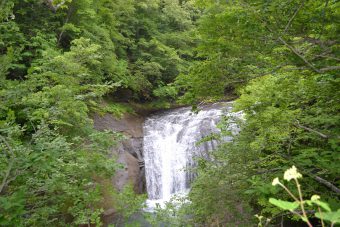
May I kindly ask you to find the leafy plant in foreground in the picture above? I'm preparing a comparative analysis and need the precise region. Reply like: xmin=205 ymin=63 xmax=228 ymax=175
xmin=257 ymin=166 xmax=340 ymax=227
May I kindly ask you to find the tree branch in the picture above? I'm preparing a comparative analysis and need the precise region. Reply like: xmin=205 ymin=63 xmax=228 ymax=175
xmin=278 ymin=37 xmax=322 ymax=73
xmin=240 ymin=0 xmax=324 ymax=74
xmin=256 ymin=167 xmax=282 ymax=175
xmin=318 ymin=0 xmax=330 ymax=39
xmin=294 ymin=121 xmax=329 ymax=139
xmin=0 ymin=160 xmax=14 ymax=194
xmin=57 ymin=5 xmax=75 ymax=44
xmin=284 ymin=1 xmax=305 ymax=33
xmin=319 ymin=66 xmax=340 ymax=72
xmin=0 ymin=135 xmax=15 ymax=194
xmin=311 ymin=175 xmax=340 ymax=195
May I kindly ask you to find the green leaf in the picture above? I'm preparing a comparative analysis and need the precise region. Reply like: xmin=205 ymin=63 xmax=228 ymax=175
xmin=269 ymin=198 xmax=299 ymax=211
xmin=312 ymin=200 xmax=331 ymax=212
xmin=315 ymin=210 xmax=340 ymax=223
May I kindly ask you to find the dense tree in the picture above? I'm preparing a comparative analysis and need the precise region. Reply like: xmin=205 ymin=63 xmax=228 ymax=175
xmin=1 ymin=0 xmax=339 ymax=226
xmin=0 ymin=36 xmax=136 ymax=225
xmin=176 ymin=0 xmax=339 ymax=103
xmin=180 ymin=0 xmax=340 ymax=225
xmin=0 ymin=0 xmax=198 ymax=225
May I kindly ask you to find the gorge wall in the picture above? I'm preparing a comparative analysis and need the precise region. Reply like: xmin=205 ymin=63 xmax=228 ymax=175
xmin=93 ymin=112 xmax=146 ymax=194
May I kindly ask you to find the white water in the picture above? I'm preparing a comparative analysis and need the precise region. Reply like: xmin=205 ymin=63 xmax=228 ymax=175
xmin=143 ymin=102 xmax=240 ymax=210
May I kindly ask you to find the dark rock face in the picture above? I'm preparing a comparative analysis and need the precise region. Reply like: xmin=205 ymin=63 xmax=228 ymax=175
xmin=93 ymin=113 xmax=146 ymax=194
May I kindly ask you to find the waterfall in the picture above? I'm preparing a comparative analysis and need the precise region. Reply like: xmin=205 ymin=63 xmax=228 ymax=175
xmin=143 ymin=102 xmax=240 ymax=209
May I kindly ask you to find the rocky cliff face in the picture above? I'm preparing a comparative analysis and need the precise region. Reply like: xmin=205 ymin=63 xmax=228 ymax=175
xmin=93 ymin=113 xmax=145 ymax=194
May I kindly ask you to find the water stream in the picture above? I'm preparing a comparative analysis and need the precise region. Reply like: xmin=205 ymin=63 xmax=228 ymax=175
xmin=143 ymin=102 xmax=240 ymax=210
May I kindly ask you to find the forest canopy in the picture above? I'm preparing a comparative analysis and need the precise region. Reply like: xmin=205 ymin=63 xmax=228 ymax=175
xmin=177 ymin=0 xmax=340 ymax=226
xmin=0 ymin=0 xmax=198 ymax=225
xmin=0 ymin=0 xmax=339 ymax=226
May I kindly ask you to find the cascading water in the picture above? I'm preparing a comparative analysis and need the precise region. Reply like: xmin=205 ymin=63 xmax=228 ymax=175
xmin=143 ymin=102 xmax=240 ymax=209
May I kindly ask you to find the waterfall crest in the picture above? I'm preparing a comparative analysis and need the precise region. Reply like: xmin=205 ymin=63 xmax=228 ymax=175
xmin=143 ymin=102 xmax=238 ymax=208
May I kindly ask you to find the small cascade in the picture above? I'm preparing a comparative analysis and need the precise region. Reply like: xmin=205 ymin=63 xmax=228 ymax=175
xmin=143 ymin=102 xmax=240 ymax=209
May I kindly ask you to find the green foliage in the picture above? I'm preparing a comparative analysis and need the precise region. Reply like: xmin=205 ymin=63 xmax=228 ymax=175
xmin=112 ymin=185 xmax=147 ymax=224
xmin=146 ymin=195 xmax=193 ymax=226
xmin=101 ymin=103 xmax=135 ymax=119
xmin=268 ymin=199 xmax=299 ymax=212
xmin=153 ymin=84 xmax=178 ymax=101
xmin=315 ymin=210 xmax=340 ymax=224
xmin=0 ymin=123 xmax=121 ymax=226
xmin=1 ymin=0 xmax=199 ymax=225
xmin=55 ymin=0 xmax=199 ymax=101
xmin=268 ymin=166 xmax=340 ymax=226
xmin=2 ymin=0 xmax=339 ymax=226
xmin=181 ymin=0 xmax=340 ymax=226
xmin=0 ymin=3 xmax=152 ymax=225
xmin=1 ymin=0 xmax=199 ymax=101
xmin=176 ymin=0 xmax=339 ymax=104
